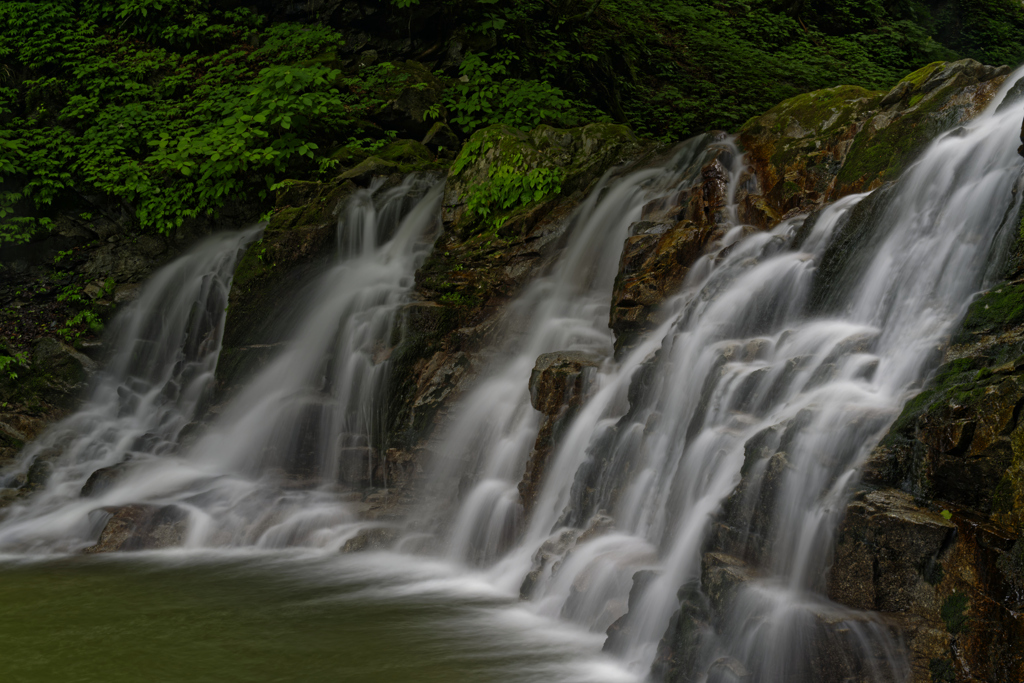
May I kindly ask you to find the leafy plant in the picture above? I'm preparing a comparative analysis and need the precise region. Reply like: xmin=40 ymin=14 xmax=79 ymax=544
xmin=0 ymin=351 xmax=29 ymax=380
xmin=441 ymin=50 xmax=581 ymax=133
xmin=463 ymin=153 xmax=564 ymax=233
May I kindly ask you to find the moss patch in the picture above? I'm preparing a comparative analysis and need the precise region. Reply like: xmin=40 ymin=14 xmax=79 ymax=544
xmin=955 ymin=283 xmax=1024 ymax=340
xmin=900 ymin=61 xmax=946 ymax=89
xmin=940 ymin=592 xmax=970 ymax=634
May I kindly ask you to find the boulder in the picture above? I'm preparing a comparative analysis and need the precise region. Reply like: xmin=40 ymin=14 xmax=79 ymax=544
xmin=518 ymin=351 xmax=599 ymax=513
xmin=341 ymin=525 xmax=401 ymax=552
xmin=739 ymin=59 xmax=1011 ymax=218
xmin=84 ymin=504 xmax=188 ymax=553
xmin=80 ymin=461 xmax=131 ymax=497
xmin=421 ymin=122 xmax=460 ymax=154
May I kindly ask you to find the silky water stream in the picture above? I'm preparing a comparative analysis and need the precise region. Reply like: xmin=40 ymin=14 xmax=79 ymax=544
xmin=2 ymin=74 xmax=1024 ymax=682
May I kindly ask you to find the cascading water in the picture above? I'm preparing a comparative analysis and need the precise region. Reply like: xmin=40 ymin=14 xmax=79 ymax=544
xmin=0 ymin=228 xmax=259 ymax=545
xmin=429 ymin=134 xmax=742 ymax=568
xmin=0 ymin=64 xmax=1022 ymax=683
xmin=0 ymin=175 xmax=442 ymax=552
xmin=425 ymin=71 xmax=1024 ymax=681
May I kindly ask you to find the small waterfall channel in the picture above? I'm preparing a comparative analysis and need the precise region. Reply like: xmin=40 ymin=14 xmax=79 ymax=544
xmin=1 ymin=71 xmax=1023 ymax=682
xmin=0 ymin=176 xmax=442 ymax=552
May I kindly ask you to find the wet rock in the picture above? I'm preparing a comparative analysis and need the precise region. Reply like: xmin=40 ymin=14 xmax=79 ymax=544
xmin=81 ymin=461 xmax=131 ymax=497
xmin=610 ymin=219 xmax=714 ymax=354
xmin=604 ymin=569 xmax=660 ymax=654
xmin=394 ymin=123 xmax=658 ymax=466
xmin=995 ymin=76 xmax=1024 ymax=113
xmin=650 ymin=582 xmax=713 ymax=683
xmin=705 ymin=657 xmax=751 ymax=683
xmin=0 ymin=338 xmax=97 ymax=437
xmin=1019 ymin=111 xmax=1024 ymax=158
xmin=519 ymin=351 xmax=599 ymax=513
xmin=828 ymin=489 xmax=955 ymax=612
xmin=33 ymin=337 xmax=96 ymax=390
xmin=828 ymin=487 xmax=1024 ymax=682
xmin=338 ymin=156 xmax=403 ymax=186
xmin=218 ymin=178 xmax=363 ymax=394
xmin=520 ymin=528 xmax=580 ymax=599
xmin=83 ymin=504 xmax=188 ymax=553
xmin=341 ymin=525 xmax=401 ymax=552
xmin=24 ymin=447 xmax=63 ymax=490
xmin=701 ymin=552 xmax=756 ymax=612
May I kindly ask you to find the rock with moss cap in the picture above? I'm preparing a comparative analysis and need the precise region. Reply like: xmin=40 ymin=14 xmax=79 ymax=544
xmin=739 ymin=59 xmax=1012 ymax=219
xmin=416 ymin=122 xmax=657 ymax=317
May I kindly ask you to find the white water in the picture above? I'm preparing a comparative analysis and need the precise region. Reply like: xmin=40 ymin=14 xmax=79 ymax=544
xmin=0 ymin=176 xmax=441 ymax=552
xmin=0 ymin=228 xmax=258 ymax=532
xmin=424 ymin=71 xmax=1024 ymax=681
xmin=1 ymin=70 xmax=1023 ymax=682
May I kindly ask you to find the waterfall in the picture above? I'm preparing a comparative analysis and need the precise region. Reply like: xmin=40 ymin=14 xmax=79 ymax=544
xmin=1 ymin=65 xmax=1022 ymax=683
xmin=427 ymin=73 xmax=1024 ymax=680
xmin=0 ymin=228 xmax=259 ymax=545
xmin=0 ymin=176 xmax=442 ymax=552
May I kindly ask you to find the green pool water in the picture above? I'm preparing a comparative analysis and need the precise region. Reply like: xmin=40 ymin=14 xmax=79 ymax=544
xmin=0 ymin=552 xmax=632 ymax=683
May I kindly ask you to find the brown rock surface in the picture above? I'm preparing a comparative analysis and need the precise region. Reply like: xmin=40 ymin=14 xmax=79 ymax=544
xmin=518 ymin=351 xmax=599 ymax=513
xmin=84 ymin=504 xmax=188 ymax=553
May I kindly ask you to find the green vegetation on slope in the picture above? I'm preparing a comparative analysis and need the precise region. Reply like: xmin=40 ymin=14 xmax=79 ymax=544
xmin=2 ymin=0 xmax=1024 ymax=246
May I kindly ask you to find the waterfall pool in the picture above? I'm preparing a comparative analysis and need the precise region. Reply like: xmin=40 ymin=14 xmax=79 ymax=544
xmin=0 ymin=551 xmax=637 ymax=683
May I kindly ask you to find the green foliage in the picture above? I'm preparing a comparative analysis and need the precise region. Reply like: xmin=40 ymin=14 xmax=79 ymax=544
xmin=462 ymin=153 xmax=564 ymax=233
xmin=462 ymin=0 xmax=1022 ymax=142
xmin=440 ymin=50 xmax=588 ymax=133
xmin=0 ymin=351 xmax=29 ymax=380
xmin=3 ymin=0 xmax=1023 ymax=247
xmin=0 ymin=3 xmax=395 ymax=244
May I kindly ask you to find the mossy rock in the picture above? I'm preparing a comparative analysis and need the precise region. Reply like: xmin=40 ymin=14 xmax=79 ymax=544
xmin=739 ymin=85 xmax=883 ymax=215
xmin=441 ymin=121 xmax=643 ymax=239
xmin=872 ymin=274 xmax=1024 ymax=529
xmin=738 ymin=59 xmax=1010 ymax=219
xmin=954 ymin=282 xmax=1024 ymax=342
xmin=0 ymin=338 xmax=95 ymax=418
xmin=836 ymin=59 xmax=1011 ymax=192
xmin=377 ymin=139 xmax=433 ymax=167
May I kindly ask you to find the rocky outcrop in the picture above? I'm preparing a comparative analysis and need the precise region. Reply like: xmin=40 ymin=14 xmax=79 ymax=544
xmin=417 ymin=122 xmax=657 ymax=310
xmin=740 ymin=60 xmax=1011 ymax=218
xmin=519 ymin=351 xmax=599 ymax=513
xmin=614 ymin=60 xmax=1022 ymax=683
xmin=84 ymin=504 xmax=188 ymax=553
xmin=608 ymin=60 xmax=1013 ymax=356
xmin=820 ymin=190 xmax=1024 ymax=681
xmin=608 ymin=132 xmax=757 ymax=353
